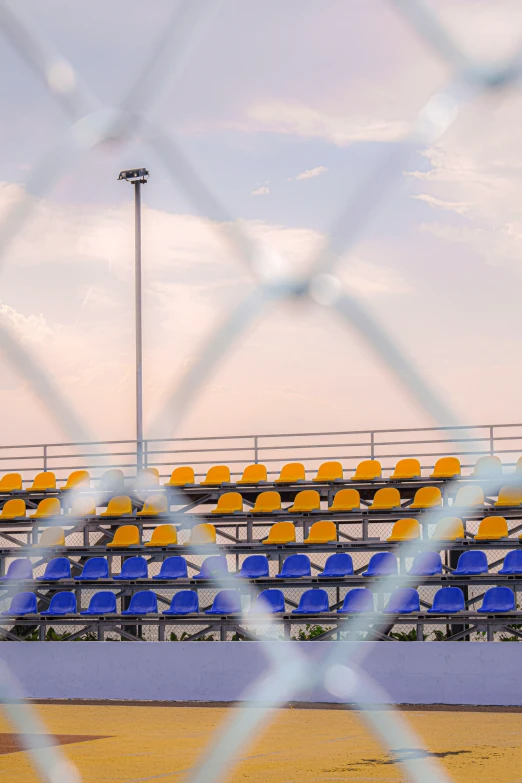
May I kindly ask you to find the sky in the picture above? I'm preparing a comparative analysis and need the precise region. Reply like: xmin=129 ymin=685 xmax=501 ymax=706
xmin=1 ymin=0 xmax=522 ymax=447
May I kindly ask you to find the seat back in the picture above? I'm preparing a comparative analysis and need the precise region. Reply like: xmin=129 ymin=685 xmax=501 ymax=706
xmin=455 ymin=550 xmax=488 ymax=574
xmin=68 ymin=496 xmax=96 ymax=516
xmin=98 ymin=469 xmax=125 ymax=492
xmin=430 ymin=587 xmax=465 ymax=613
xmin=118 ymin=556 xmax=148 ymax=579
xmin=79 ymin=557 xmax=108 ymax=580
xmin=391 ymin=458 xmax=421 ymax=480
xmin=279 ymin=554 xmax=311 ymax=578
xmin=238 ymin=464 xmax=267 ymax=484
xmin=364 ymin=552 xmax=397 ymax=576
xmin=46 ymin=592 xmax=76 ymax=614
xmin=187 ymin=523 xmax=216 ymax=546
xmin=289 ymin=490 xmax=320 ymax=512
xmin=340 ymin=588 xmax=374 ymax=613
xmin=275 ymin=463 xmax=306 ymax=483
xmin=157 ymin=556 xmax=188 ymax=579
xmin=169 ymin=590 xmax=199 ymax=614
xmin=106 ymin=524 xmax=140 ymax=548
xmin=135 ymin=468 xmax=160 ymax=490
xmin=431 ymin=516 xmax=464 ymax=540
xmin=496 ymin=485 xmax=522 ymax=506
xmin=147 ymin=524 xmax=177 ymax=546
xmin=209 ymin=590 xmax=241 ymax=613
xmin=138 ymin=495 xmax=168 ymax=516
xmin=329 ymin=489 xmax=360 ymax=511
xmin=0 ymin=473 xmax=22 ymax=491
xmin=252 ymin=491 xmax=281 ymax=513
xmin=370 ymin=487 xmax=400 ymax=509
xmin=62 ymin=470 xmax=90 ymax=490
xmin=239 ymin=555 xmax=269 ymax=578
xmin=305 ymin=520 xmax=337 ymax=543
xmin=296 ymin=588 xmax=329 ymax=613
xmin=38 ymin=527 xmax=65 ymax=547
xmin=454 ymin=486 xmax=484 ymax=507
xmin=43 ymin=557 xmax=71 ymax=580
xmin=475 ymin=516 xmax=508 ymax=540
xmin=411 ymin=486 xmax=442 ymax=509
xmin=431 ymin=457 xmax=461 ymax=478
xmin=385 ymin=587 xmax=420 ymax=614
xmin=473 ymin=455 xmax=502 ymax=478
xmin=352 ymin=460 xmax=381 ymax=481
xmin=0 ymin=499 xmax=26 ymax=519
xmin=9 ymin=592 xmax=37 ymax=614
xmin=102 ymin=495 xmax=132 ymax=516
xmin=313 ymin=461 xmax=343 ymax=482
xmin=387 ymin=518 xmax=420 ymax=541
xmin=251 ymin=589 xmax=285 ymax=613
xmin=126 ymin=590 xmax=158 ymax=614
xmin=517 ymin=456 xmax=522 ymax=474
xmin=33 ymin=498 xmax=61 ymax=518
xmin=500 ymin=550 xmax=522 ymax=575
xmin=212 ymin=492 xmax=243 ymax=514
xmin=202 ymin=465 xmax=230 ymax=485
xmin=263 ymin=522 xmax=295 ymax=544
xmin=198 ymin=555 xmax=228 ymax=579
xmin=166 ymin=466 xmax=195 ymax=486
xmin=409 ymin=551 xmax=442 ymax=576
xmin=87 ymin=591 xmax=117 ymax=613
xmin=29 ymin=472 xmax=56 ymax=491
xmin=480 ymin=586 xmax=515 ymax=613
xmin=321 ymin=552 xmax=353 ymax=577
xmin=5 ymin=558 xmax=32 ymax=580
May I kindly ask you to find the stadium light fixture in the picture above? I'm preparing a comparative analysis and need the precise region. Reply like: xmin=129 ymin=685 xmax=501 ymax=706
xmin=118 ymin=167 xmax=149 ymax=470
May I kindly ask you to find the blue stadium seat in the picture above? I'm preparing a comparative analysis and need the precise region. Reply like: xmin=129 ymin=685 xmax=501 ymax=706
xmin=409 ymin=552 xmax=442 ymax=576
xmin=40 ymin=592 xmax=76 ymax=615
xmin=337 ymin=588 xmax=374 ymax=614
xmin=292 ymin=588 xmax=329 ymax=614
xmin=193 ymin=555 xmax=228 ymax=580
xmin=36 ymin=557 xmax=71 ymax=581
xmin=163 ymin=590 xmax=199 ymax=615
xmin=250 ymin=589 xmax=285 ymax=614
xmin=362 ymin=552 xmax=397 ymax=577
xmin=478 ymin=586 xmax=515 ymax=613
xmin=499 ymin=551 xmax=522 ymax=575
xmin=2 ymin=592 xmax=37 ymax=615
xmin=152 ymin=556 xmax=188 ymax=580
xmin=237 ymin=555 xmax=269 ymax=579
xmin=427 ymin=587 xmax=465 ymax=614
xmin=453 ymin=550 xmax=488 ymax=575
xmin=80 ymin=591 xmax=117 ymax=615
xmin=384 ymin=587 xmax=420 ymax=614
xmin=275 ymin=554 xmax=311 ymax=579
xmin=1 ymin=559 xmax=32 ymax=581
xmin=75 ymin=558 xmax=109 ymax=581
xmin=113 ymin=556 xmax=148 ymax=580
xmin=205 ymin=590 xmax=241 ymax=614
xmin=122 ymin=590 xmax=158 ymax=615
xmin=319 ymin=553 xmax=354 ymax=578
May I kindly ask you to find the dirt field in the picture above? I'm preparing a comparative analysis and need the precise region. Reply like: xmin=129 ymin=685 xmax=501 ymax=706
xmin=0 ymin=702 xmax=519 ymax=783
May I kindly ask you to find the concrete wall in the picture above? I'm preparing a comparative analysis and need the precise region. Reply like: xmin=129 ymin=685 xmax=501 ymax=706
xmin=0 ymin=642 xmax=519 ymax=706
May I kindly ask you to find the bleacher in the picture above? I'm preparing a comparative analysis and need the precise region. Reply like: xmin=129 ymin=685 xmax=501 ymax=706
xmin=0 ymin=440 xmax=522 ymax=641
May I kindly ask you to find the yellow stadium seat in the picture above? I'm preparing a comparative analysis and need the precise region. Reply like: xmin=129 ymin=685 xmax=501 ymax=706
xmin=454 ymin=486 xmax=484 ymax=508
xmin=0 ymin=473 xmax=22 ymax=492
xmin=61 ymin=470 xmax=90 ymax=491
xmin=516 ymin=456 xmax=522 ymax=473
xmin=288 ymin=490 xmax=320 ymax=513
xmin=472 ymin=455 xmax=502 ymax=478
xmin=145 ymin=524 xmax=177 ymax=547
xmin=68 ymin=496 xmax=96 ymax=516
xmin=211 ymin=492 xmax=243 ymax=514
xmin=475 ymin=516 xmax=508 ymax=540
xmin=27 ymin=472 xmax=56 ymax=492
xmin=390 ymin=458 xmax=421 ymax=480
xmin=31 ymin=498 xmax=61 ymax=518
xmin=238 ymin=464 xmax=267 ymax=484
xmin=431 ymin=516 xmax=465 ymax=540
xmin=251 ymin=491 xmax=281 ymax=513
xmin=430 ymin=457 xmax=460 ymax=479
xmin=201 ymin=466 xmax=231 ymax=486
xmin=184 ymin=523 xmax=216 ymax=546
xmin=99 ymin=468 xmax=125 ymax=492
xmin=387 ymin=518 xmax=420 ymax=542
xmin=313 ymin=461 xmax=343 ymax=482
xmin=329 ymin=489 xmax=360 ymax=511
xmin=411 ymin=486 xmax=442 ymax=509
xmin=37 ymin=527 xmax=65 ymax=547
xmin=0 ymin=499 xmax=26 ymax=519
xmin=136 ymin=467 xmax=160 ymax=490
xmin=275 ymin=463 xmax=305 ymax=484
xmin=351 ymin=460 xmax=381 ymax=481
xmin=263 ymin=522 xmax=296 ymax=545
xmin=369 ymin=487 xmax=401 ymax=510
xmin=106 ymin=524 xmax=140 ymax=548
xmin=495 ymin=486 xmax=522 ymax=507
xmin=304 ymin=520 xmax=337 ymax=544
xmin=100 ymin=496 xmax=133 ymax=517
xmin=137 ymin=495 xmax=168 ymax=516
xmin=165 ymin=466 xmax=195 ymax=487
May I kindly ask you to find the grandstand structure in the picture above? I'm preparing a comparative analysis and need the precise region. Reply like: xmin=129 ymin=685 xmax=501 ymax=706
xmin=0 ymin=423 xmax=522 ymax=642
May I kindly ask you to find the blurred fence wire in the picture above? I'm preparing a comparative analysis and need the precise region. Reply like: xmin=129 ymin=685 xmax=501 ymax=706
xmin=0 ymin=1 xmax=521 ymax=782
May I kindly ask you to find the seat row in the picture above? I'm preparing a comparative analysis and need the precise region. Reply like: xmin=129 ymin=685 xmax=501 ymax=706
xmin=4 ymin=549 xmax=522 ymax=582
xmin=2 ymin=584 xmax=516 ymax=618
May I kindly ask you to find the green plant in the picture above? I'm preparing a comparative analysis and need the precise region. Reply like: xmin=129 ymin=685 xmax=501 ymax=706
xmin=389 ymin=628 xmax=426 ymax=641
xmin=292 ymin=624 xmax=332 ymax=640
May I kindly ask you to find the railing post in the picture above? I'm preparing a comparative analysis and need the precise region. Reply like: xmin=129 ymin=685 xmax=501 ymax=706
xmin=370 ymin=431 xmax=375 ymax=459
xmin=43 ymin=445 xmax=47 ymax=472
xmin=489 ymin=425 xmax=494 ymax=456
xmin=143 ymin=440 xmax=148 ymax=469
xmin=254 ymin=436 xmax=258 ymax=464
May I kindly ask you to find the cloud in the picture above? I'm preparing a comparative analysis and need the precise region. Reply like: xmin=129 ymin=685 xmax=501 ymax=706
xmin=289 ymin=166 xmax=329 ymax=182
xmin=251 ymin=184 xmax=270 ymax=196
